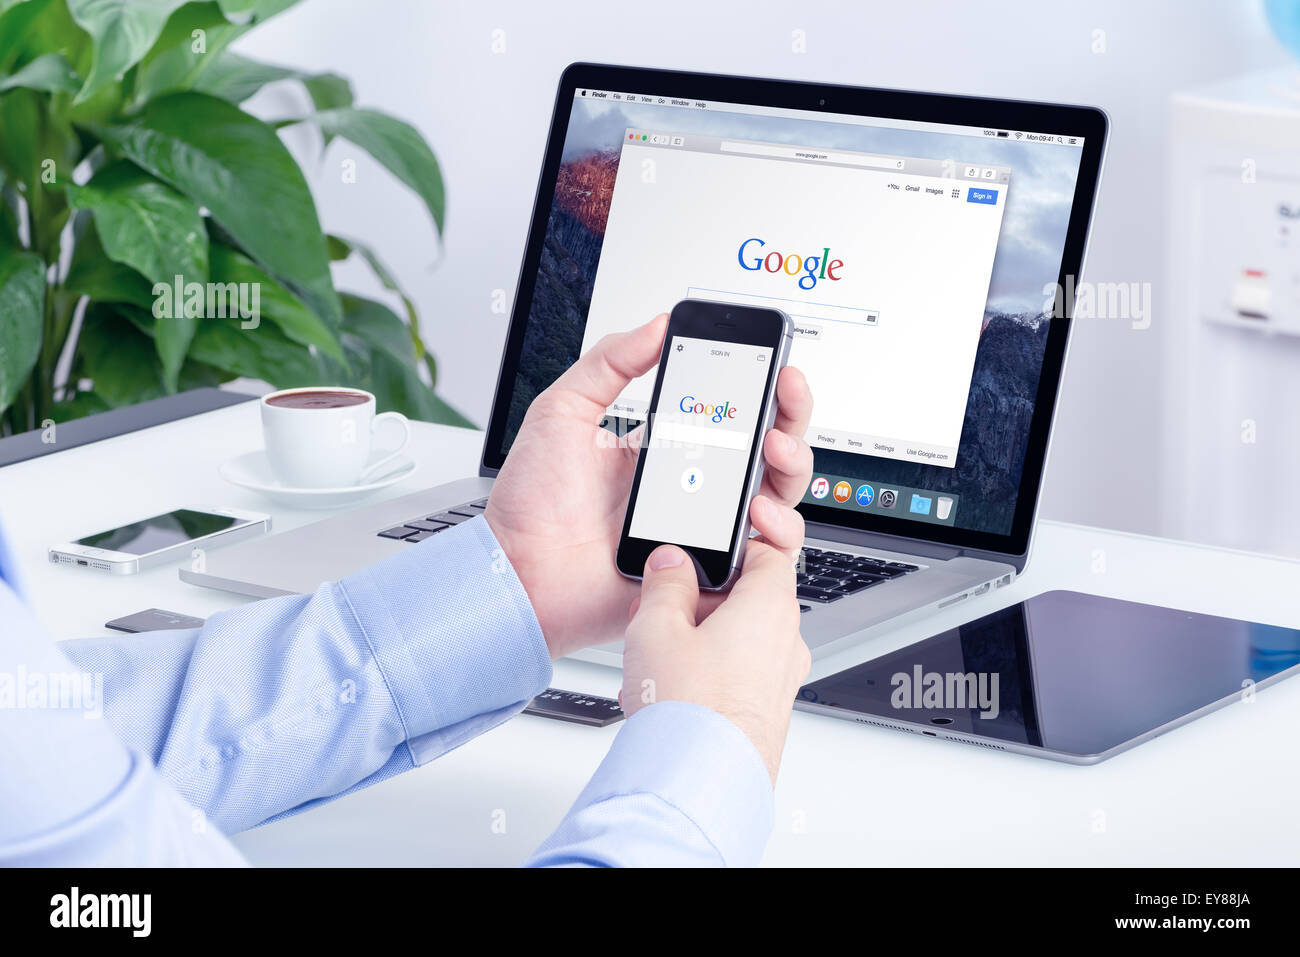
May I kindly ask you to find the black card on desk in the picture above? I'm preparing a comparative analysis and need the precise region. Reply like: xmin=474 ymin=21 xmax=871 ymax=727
xmin=105 ymin=608 xmax=206 ymax=633
xmin=524 ymin=688 xmax=625 ymax=727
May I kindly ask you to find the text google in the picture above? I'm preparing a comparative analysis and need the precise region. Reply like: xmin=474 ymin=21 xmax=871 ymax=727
xmin=737 ymin=238 xmax=844 ymax=290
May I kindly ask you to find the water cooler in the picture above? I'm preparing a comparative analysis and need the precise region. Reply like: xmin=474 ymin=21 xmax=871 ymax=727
xmin=1162 ymin=67 xmax=1300 ymax=556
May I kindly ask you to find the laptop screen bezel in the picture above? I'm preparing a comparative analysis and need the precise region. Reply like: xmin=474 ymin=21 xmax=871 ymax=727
xmin=480 ymin=61 xmax=1108 ymax=561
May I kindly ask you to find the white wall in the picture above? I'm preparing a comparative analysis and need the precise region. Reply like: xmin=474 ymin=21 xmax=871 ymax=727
xmin=235 ymin=0 xmax=1289 ymax=539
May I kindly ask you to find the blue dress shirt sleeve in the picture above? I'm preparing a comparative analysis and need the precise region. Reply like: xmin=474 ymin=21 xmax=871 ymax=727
xmin=2 ymin=514 xmax=776 ymax=867
xmin=0 ymin=540 xmax=245 ymax=865
xmin=56 ymin=516 xmax=554 ymax=836
xmin=526 ymin=701 xmax=775 ymax=867
xmin=1 ymin=516 xmax=552 ymax=864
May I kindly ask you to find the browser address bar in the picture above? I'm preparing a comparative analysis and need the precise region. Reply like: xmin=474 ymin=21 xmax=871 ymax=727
xmin=719 ymin=141 xmax=904 ymax=170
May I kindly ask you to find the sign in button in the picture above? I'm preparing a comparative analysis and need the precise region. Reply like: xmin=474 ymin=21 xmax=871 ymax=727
xmin=966 ymin=187 xmax=999 ymax=205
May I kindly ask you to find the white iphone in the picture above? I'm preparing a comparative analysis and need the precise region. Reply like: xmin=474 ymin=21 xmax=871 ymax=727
xmin=49 ymin=505 xmax=270 ymax=575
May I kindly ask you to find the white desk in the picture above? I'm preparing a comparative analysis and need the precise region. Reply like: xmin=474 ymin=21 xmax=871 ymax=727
xmin=4 ymin=401 xmax=1299 ymax=866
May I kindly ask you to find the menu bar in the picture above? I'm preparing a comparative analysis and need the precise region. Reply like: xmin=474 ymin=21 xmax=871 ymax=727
xmin=578 ymin=88 xmax=1084 ymax=148
xmin=624 ymin=129 xmax=1012 ymax=183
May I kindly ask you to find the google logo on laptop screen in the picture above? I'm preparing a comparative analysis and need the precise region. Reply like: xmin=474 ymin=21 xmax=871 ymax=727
xmin=737 ymin=238 xmax=844 ymax=291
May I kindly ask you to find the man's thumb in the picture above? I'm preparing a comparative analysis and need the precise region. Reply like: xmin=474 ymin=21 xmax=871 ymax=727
xmin=636 ymin=545 xmax=701 ymax=626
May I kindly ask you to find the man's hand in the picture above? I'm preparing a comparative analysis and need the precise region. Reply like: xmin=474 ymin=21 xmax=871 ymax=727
xmin=485 ymin=313 xmax=814 ymax=659
xmin=620 ymin=540 xmax=811 ymax=786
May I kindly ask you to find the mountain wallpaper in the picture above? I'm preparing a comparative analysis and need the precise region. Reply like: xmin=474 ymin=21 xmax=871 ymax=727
xmin=504 ymin=143 xmax=1058 ymax=538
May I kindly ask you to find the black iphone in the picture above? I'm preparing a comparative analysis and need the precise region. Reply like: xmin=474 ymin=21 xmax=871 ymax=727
xmin=616 ymin=298 xmax=793 ymax=590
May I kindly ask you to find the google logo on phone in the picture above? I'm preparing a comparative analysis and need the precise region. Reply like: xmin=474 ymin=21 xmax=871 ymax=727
xmin=737 ymin=238 xmax=844 ymax=291
xmin=679 ymin=396 xmax=738 ymax=423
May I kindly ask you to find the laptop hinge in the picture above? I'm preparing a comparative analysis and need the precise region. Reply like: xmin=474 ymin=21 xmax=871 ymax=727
xmin=804 ymin=521 xmax=963 ymax=561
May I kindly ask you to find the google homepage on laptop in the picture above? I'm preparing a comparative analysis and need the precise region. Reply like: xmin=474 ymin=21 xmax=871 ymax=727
xmin=503 ymin=88 xmax=1085 ymax=536
xmin=583 ymin=133 xmax=1010 ymax=469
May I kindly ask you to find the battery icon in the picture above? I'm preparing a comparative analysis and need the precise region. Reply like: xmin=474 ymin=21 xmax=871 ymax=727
xmin=996 ymin=130 xmax=1009 ymax=138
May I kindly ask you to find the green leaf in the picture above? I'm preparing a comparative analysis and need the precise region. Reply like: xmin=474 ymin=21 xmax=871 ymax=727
xmin=0 ymin=51 xmax=79 ymax=93
xmin=144 ymin=1 xmax=231 ymax=57
xmin=410 ymin=383 xmax=473 ymax=429
xmin=0 ymin=88 xmax=42 ymax=180
xmin=79 ymin=302 xmax=240 ymax=404
xmin=0 ymin=245 xmax=44 ymax=414
xmin=0 ymin=179 xmax=20 ymax=249
xmin=208 ymin=242 xmax=344 ymax=361
xmin=213 ymin=0 xmax=262 ymax=17
xmin=76 ymin=303 xmax=224 ymax=407
xmin=333 ymin=294 xmax=473 ymax=427
xmin=0 ymin=87 xmax=79 ymax=193
xmin=132 ymin=3 xmax=247 ymax=106
xmin=215 ymin=0 xmax=299 ymax=22
xmin=0 ymin=0 xmax=55 ymax=74
xmin=327 ymin=232 xmax=434 ymax=382
xmin=67 ymin=161 xmax=208 ymax=390
xmin=192 ymin=50 xmax=295 ymax=102
xmin=365 ymin=345 xmax=472 ymax=427
xmin=187 ymin=310 xmax=320 ymax=385
xmin=301 ymin=107 xmax=445 ymax=235
xmin=51 ymin=389 xmax=111 ymax=422
xmin=64 ymin=216 xmax=156 ymax=308
xmin=67 ymin=0 xmax=189 ymax=104
xmin=139 ymin=33 xmax=349 ymax=109
xmin=0 ymin=89 xmax=77 ymax=263
xmin=341 ymin=293 xmax=416 ymax=362
xmin=76 ymin=303 xmax=164 ymax=406
xmin=327 ymin=233 xmax=417 ymax=323
xmin=302 ymin=72 xmax=351 ymax=111
xmin=66 ymin=161 xmax=207 ymax=284
xmin=96 ymin=92 xmax=340 ymax=328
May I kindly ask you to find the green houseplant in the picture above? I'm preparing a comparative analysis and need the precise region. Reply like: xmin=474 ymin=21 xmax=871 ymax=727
xmin=0 ymin=0 xmax=471 ymax=436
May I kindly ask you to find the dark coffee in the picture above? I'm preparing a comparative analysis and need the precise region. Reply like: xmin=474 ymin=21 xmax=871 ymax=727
xmin=266 ymin=390 xmax=368 ymax=410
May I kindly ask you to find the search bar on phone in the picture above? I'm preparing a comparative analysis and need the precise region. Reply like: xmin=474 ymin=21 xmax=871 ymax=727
xmin=719 ymin=141 xmax=904 ymax=170
xmin=651 ymin=420 xmax=749 ymax=451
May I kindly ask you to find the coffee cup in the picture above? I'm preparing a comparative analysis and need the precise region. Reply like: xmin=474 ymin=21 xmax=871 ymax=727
xmin=260 ymin=387 xmax=410 ymax=489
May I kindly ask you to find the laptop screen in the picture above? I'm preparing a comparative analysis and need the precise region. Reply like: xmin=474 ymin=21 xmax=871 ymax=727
xmin=491 ymin=72 xmax=1093 ymax=546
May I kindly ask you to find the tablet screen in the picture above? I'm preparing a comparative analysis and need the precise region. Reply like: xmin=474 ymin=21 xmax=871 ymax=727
xmin=797 ymin=591 xmax=1300 ymax=758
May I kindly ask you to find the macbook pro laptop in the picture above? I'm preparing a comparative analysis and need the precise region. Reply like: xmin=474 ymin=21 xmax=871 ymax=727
xmin=181 ymin=63 xmax=1108 ymax=666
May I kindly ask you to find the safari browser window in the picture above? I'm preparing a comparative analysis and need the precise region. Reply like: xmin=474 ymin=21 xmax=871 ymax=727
xmin=582 ymin=132 xmax=1011 ymax=469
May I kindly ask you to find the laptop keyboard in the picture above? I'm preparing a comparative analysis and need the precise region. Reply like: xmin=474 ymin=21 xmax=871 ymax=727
xmin=379 ymin=504 xmax=918 ymax=613
xmin=377 ymin=498 xmax=488 ymax=542
xmin=796 ymin=547 xmax=919 ymax=612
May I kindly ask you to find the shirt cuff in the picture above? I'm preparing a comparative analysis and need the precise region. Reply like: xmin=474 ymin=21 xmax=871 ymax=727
xmin=576 ymin=701 xmax=775 ymax=866
xmin=337 ymin=515 xmax=552 ymax=754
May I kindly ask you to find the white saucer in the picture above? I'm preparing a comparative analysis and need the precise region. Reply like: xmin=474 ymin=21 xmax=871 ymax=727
xmin=219 ymin=450 xmax=418 ymax=509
